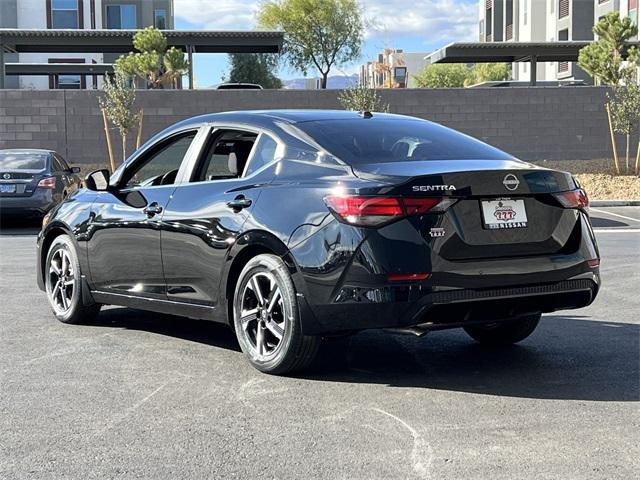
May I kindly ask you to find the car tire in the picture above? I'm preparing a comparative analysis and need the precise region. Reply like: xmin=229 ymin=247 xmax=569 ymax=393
xmin=233 ymin=254 xmax=320 ymax=374
xmin=45 ymin=234 xmax=101 ymax=324
xmin=463 ymin=313 xmax=541 ymax=346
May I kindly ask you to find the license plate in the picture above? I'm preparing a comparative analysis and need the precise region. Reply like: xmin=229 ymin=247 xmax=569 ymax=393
xmin=0 ymin=184 xmax=16 ymax=194
xmin=481 ymin=198 xmax=528 ymax=229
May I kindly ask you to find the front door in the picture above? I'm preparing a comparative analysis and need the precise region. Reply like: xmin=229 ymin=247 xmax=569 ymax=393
xmin=86 ymin=130 xmax=198 ymax=299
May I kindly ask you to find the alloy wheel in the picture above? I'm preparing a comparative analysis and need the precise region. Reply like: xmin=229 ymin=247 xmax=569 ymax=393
xmin=238 ymin=271 xmax=286 ymax=361
xmin=48 ymin=247 xmax=75 ymax=315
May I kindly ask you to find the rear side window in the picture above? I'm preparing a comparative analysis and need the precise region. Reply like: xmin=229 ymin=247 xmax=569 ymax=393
xmin=245 ymin=134 xmax=279 ymax=176
xmin=295 ymin=118 xmax=512 ymax=164
xmin=0 ymin=152 xmax=48 ymax=170
xmin=192 ymin=129 xmax=258 ymax=182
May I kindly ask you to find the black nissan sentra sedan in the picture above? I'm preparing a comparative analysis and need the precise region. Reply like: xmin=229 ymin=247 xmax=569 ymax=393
xmin=36 ymin=111 xmax=600 ymax=374
xmin=0 ymin=149 xmax=81 ymax=217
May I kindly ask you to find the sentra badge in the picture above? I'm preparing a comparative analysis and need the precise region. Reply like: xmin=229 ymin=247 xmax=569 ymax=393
xmin=413 ymin=185 xmax=456 ymax=192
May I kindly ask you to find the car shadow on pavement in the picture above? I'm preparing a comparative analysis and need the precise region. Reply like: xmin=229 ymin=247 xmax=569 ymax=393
xmin=91 ymin=307 xmax=242 ymax=352
xmin=0 ymin=216 xmax=42 ymax=235
xmin=589 ymin=216 xmax=627 ymax=228
xmin=86 ymin=308 xmax=638 ymax=402
xmin=303 ymin=315 xmax=640 ymax=402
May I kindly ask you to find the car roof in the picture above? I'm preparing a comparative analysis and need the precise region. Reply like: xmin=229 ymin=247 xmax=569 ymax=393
xmin=0 ymin=148 xmax=54 ymax=155
xmin=171 ymin=110 xmax=421 ymax=129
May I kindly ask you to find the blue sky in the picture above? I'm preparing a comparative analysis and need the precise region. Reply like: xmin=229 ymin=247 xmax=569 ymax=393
xmin=173 ymin=0 xmax=479 ymax=87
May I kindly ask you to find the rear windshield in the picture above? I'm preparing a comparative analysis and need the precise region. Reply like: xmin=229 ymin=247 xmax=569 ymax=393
xmin=0 ymin=152 xmax=48 ymax=170
xmin=295 ymin=118 xmax=512 ymax=164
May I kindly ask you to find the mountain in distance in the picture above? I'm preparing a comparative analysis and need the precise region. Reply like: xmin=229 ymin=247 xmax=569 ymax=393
xmin=283 ymin=74 xmax=359 ymax=89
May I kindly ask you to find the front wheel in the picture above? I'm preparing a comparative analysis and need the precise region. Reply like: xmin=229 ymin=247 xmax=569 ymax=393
xmin=233 ymin=254 xmax=320 ymax=374
xmin=463 ymin=313 xmax=541 ymax=346
xmin=45 ymin=234 xmax=101 ymax=324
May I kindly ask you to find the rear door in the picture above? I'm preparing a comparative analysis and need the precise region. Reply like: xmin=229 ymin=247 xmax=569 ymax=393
xmin=161 ymin=126 xmax=279 ymax=305
xmin=86 ymin=129 xmax=200 ymax=298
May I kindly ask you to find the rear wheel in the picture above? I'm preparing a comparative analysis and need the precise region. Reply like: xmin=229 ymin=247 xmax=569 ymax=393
xmin=45 ymin=235 xmax=101 ymax=324
xmin=233 ymin=254 xmax=320 ymax=374
xmin=463 ymin=313 xmax=541 ymax=346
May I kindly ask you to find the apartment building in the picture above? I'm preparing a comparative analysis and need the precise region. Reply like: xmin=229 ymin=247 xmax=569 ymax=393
xmin=595 ymin=0 xmax=638 ymax=27
xmin=0 ymin=0 xmax=174 ymax=90
xmin=479 ymin=1 xmax=597 ymax=82
xmin=359 ymin=49 xmax=430 ymax=88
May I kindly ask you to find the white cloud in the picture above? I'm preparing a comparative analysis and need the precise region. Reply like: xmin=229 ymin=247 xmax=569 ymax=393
xmin=363 ymin=0 xmax=478 ymax=44
xmin=173 ymin=0 xmax=479 ymax=45
xmin=173 ymin=0 xmax=260 ymax=29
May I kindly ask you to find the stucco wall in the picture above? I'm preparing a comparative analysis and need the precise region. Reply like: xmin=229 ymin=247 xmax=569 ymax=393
xmin=0 ymin=87 xmax=613 ymax=166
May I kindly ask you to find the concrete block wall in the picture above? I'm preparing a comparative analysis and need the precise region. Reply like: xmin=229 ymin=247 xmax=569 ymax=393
xmin=0 ymin=87 xmax=612 ymax=167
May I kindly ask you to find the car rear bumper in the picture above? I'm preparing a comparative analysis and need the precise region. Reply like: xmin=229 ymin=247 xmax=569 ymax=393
xmin=292 ymin=213 xmax=601 ymax=335
xmin=297 ymin=274 xmax=598 ymax=334
xmin=0 ymin=190 xmax=54 ymax=216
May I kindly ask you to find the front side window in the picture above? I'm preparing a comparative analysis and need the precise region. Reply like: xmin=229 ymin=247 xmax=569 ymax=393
xmin=192 ymin=130 xmax=258 ymax=182
xmin=295 ymin=118 xmax=511 ymax=165
xmin=154 ymin=9 xmax=167 ymax=29
xmin=123 ymin=131 xmax=197 ymax=188
xmin=106 ymin=4 xmax=137 ymax=29
xmin=51 ymin=0 xmax=79 ymax=28
xmin=55 ymin=154 xmax=70 ymax=170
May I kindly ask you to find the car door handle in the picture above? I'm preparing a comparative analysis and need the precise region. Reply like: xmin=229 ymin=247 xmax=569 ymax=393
xmin=143 ymin=203 xmax=163 ymax=217
xmin=227 ymin=196 xmax=252 ymax=211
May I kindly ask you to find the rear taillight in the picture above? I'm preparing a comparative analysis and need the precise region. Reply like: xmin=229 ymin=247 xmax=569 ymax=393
xmin=37 ymin=176 xmax=56 ymax=189
xmin=324 ymin=195 xmax=455 ymax=227
xmin=554 ymin=188 xmax=589 ymax=209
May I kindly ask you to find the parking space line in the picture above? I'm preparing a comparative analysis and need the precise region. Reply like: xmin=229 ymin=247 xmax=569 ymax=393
xmin=593 ymin=228 xmax=640 ymax=233
xmin=591 ymin=209 xmax=640 ymax=223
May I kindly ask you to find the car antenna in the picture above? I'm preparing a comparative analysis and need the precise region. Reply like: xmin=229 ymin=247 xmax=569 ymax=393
xmin=359 ymin=111 xmax=373 ymax=118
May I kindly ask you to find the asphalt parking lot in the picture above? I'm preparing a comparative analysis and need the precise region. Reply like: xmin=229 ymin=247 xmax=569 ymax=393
xmin=0 ymin=207 xmax=638 ymax=479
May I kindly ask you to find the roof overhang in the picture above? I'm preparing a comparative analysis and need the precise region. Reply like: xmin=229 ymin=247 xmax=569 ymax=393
xmin=426 ymin=41 xmax=640 ymax=64
xmin=5 ymin=63 xmax=113 ymax=75
xmin=0 ymin=29 xmax=284 ymax=54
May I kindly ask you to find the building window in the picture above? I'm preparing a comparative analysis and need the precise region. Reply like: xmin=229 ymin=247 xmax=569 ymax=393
xmin=393 ymin=67 xmax=407 ymax=88
xmin=48 ymin=59 xmax=85 ymax=90
xmin=630 ymin=1 xmax=638 ymax=26
xmin=56 ymin=74 xmax=82 ymax=89
xmin=523 ymin=0 xmax=528 ymax=25
xmin=559 ymin=0 xmax=569 ymax=19
xmin=106 ymin=4 xmax=137 ymax=29
xmin=559 ymin=28 xmax=569 ymax=41
xmin=51 ymin=0 xmax=80 ymax=29
xmin=479 ymin=20 xmax=484 ymax=35
xmin=154 ymin=9 xmax=167 ymax=29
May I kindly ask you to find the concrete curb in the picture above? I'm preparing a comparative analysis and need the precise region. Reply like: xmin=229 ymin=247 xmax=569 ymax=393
xmin=591 ymin=200 xmax=640 ymax=207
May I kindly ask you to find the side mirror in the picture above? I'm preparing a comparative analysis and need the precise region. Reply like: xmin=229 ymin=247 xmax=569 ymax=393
xmin=85 ymin=169 xmax=110 ymax=191
xmin=69 ymin=166 xmax=81 ymax=174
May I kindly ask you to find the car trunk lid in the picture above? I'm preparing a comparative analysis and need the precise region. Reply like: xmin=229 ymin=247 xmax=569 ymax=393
xmin=352 ymin=160 xmax=582 ymax=260
xmin=0 ymin=170 xmax=46 ymax=197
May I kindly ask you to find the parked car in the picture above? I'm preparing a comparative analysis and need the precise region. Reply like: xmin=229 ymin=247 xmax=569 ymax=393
xmin=215 ymin=83 xmax=263 ymax=90
xmin=0 ymin=149 xmax=81 ymax=217
xmin=36 ymin=111 xmax=600 ymax=374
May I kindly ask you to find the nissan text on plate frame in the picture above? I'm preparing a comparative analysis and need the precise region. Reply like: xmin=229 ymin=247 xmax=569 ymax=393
xmin=35 ymin=111 xmax=600 ymax=374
